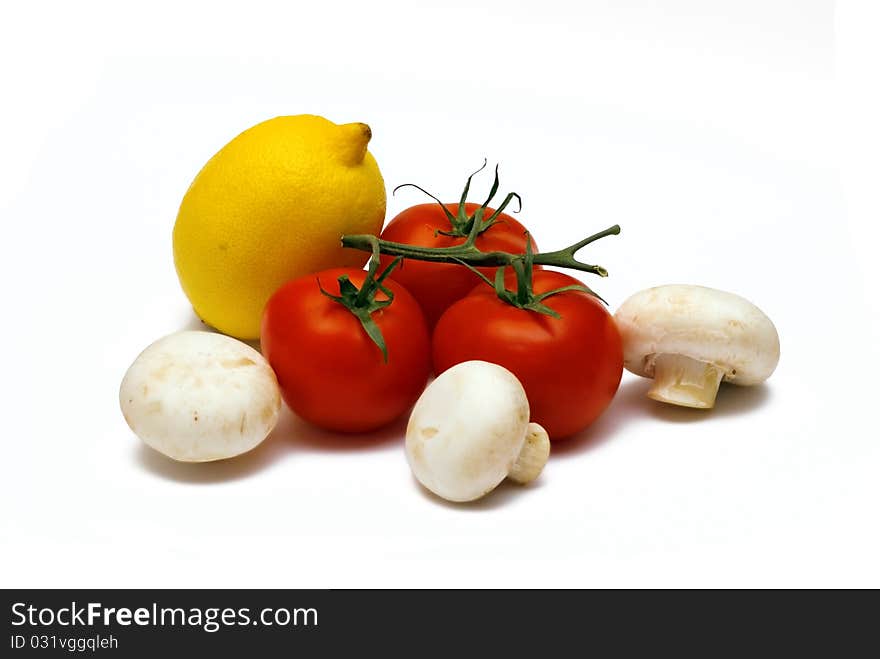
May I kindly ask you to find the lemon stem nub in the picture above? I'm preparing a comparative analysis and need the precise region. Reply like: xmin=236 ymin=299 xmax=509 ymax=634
xmin=338 ymin=122 xmax=372 ymax=165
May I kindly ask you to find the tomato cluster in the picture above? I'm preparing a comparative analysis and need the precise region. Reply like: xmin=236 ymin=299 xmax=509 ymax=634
xmin=260 ymin=176 xmax=623 ymax=439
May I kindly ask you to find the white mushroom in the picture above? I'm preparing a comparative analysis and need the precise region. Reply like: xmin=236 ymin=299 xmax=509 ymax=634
xmin=119 ymin=331 xmax=281 ymax=462
xmin=614 ymin=285 xmax=780 ymax=409
xmin=405 ymin=360 xmax=550 ymax=502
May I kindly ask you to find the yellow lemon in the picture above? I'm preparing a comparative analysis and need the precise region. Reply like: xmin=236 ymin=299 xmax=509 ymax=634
xmin=173 ymin=115 xmax=386 ymax=339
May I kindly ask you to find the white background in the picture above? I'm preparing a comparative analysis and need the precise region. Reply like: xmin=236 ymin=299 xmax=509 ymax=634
xmin=2 ymin=0 xmax=877 ymax=588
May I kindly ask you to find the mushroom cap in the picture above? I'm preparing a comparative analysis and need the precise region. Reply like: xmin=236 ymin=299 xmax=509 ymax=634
xmin=119 ymin=331 xmax=281 ymax=462
xmin=405 ymin=361 xmax=530 ymax=502
xmin=614 ymin=285 xmax=780 ymax=385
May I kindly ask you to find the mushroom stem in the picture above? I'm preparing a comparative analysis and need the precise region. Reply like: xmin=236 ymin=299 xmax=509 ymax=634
xmin=647 ymin=354 xmax=725 ymax=409
xmin=509 ymin=423 xmax=551 ymax=484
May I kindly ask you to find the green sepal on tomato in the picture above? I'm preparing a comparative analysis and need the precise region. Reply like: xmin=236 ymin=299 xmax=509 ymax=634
xmin=433 ymin=269 xmax=624 ymax=439
xmin=261 ymin=267 xmax=431 ymax=433
xmin=379 ymin=165 xmax=538 ymax=327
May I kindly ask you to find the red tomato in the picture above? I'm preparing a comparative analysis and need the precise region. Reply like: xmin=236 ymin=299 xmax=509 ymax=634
xmin=379 ymin=202 xmax=538 ymax=327
xmin=432 ymin=270 xmax=623 ymax=439
xmin=261 ymin=268 xmax=431 ymax=433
